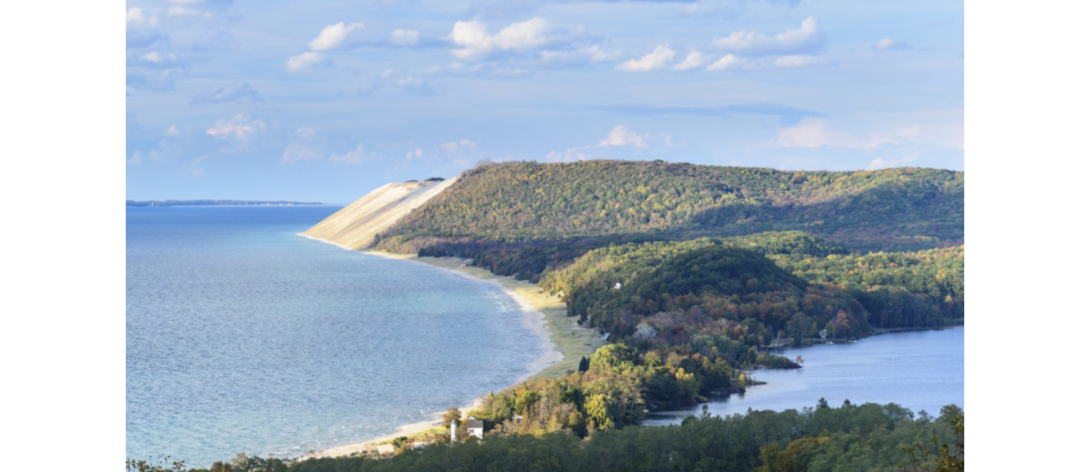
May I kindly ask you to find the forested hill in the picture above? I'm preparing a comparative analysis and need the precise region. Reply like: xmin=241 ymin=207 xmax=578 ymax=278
xmin=374 ymin=160 xmax=963 ymax=254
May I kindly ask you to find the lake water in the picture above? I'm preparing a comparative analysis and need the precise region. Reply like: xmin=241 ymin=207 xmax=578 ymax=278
xmin=126 ymin=206 xmax=541 ymax=466
xmin=644 ymin=326 xmax=964 ymax=425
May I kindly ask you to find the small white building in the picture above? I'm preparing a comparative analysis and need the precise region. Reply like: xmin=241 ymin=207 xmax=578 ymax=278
xmin=466 ymin=417 xmax=484 ymax=439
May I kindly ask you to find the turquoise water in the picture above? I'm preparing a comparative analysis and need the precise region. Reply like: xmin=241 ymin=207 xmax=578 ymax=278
xmin=126 ymin=206 xmax=541 ymax=466
xmin=644 ymin=326 xmax=964 ymax=425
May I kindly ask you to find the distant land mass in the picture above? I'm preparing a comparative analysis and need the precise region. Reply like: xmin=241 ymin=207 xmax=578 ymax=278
xmin=126 ymin=199 xmax=330 ymax=207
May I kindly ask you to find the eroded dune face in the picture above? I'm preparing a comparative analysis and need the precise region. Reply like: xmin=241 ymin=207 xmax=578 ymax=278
xmin=302 ymin=177 xmax=458 ymax=250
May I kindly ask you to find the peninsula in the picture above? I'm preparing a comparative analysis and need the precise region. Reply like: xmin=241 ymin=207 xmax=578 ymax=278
xmin=288 ymin=160 xmax=964 ymax=467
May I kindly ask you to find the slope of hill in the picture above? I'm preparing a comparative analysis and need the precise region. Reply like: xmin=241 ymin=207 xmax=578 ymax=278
xmin=302 ymin=177 xmax=457 ymax=250
xmin=374 ymin=160 xmax=963 ymax=255
xmin=539 ymin=234 xmax=962 ymax=345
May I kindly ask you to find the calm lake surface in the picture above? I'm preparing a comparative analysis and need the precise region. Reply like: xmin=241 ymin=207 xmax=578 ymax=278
xmin=644 ymin=326 xmax=964 ymax=425
xmin=126 ymin=206 xmax=541 ymax=466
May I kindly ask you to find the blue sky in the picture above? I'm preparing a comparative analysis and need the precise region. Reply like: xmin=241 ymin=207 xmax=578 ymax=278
xmin=126 ymin=0 xmax=963 ymax=203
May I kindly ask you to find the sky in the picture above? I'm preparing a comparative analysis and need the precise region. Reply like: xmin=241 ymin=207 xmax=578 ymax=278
xmin=126 ymin=0 xmax=964 ymax=203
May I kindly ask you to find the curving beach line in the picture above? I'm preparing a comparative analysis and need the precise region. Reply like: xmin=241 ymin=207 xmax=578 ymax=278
xmin=367 ymin=251 xmax=565 ymax=383
xmin=294 ymin=241 xmax=598 ymax=460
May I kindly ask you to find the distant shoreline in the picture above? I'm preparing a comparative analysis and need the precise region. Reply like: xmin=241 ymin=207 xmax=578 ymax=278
xmin=127 ymin=200 xmax=334 ymax=207
xmin=294 ymin=240 xmax=602 ymax=460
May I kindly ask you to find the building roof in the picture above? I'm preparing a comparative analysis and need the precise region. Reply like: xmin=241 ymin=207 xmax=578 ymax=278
xmin=467 ymin=419 xmax=484 ymax=429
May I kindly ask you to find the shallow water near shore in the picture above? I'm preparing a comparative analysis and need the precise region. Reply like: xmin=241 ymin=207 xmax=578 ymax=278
xmin=126 ymin=206 xmax=541 ymax=466
xmin=644 ymin=326 xmax=964 ymax=425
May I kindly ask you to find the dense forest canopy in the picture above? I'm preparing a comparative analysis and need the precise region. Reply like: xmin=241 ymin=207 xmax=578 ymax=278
xmin=134 ymin=401 xmax=964 ymax=472
xmin=375 ymin=161 xmax=963 ymax=254
xmin=372 ymin=163 xmax=964 ymax=459
xmin=417 ymin=231 xmax=963 ymax=447
xmin=540 ymin=233 xmax=962 ymax=345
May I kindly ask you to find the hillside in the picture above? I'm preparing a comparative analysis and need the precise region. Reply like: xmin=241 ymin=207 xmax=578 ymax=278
xmin=374 ymin=160 xmax=963 ymax=255
xmin=296 ymin=161 xmax=964 ymax=442
xmin=540 ymin=234 xmax=962 ymax=346
xmin=302 ymin=177 xmax=457 ymax=250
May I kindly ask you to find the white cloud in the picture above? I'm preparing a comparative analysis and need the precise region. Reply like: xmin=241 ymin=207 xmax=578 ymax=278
xmin=706 ymin=54 xmax=743 ymax=71
xmin=128 ymin=150 xmax=144 ymax=166
xmin=867 ymin=155 xmax=918 ymax=170
xmin=308 ymin=22 xmax=365 ymax=52
xmin=616 ymin=45 xmax=676 ymax=72
xmin=126 ymin=8 xmax=162 ymax=46
xmin=164 ymin=0 xmax=233 ymax=15
xmin=777 ymin=118 xmax=832 ymax=148
xmin=126 ymin=8 xmax=158 ymax=29
xmin=397 ymin=76 xmax=424 ymax=88
xmin=206 ymin=114 xmax=266 ymax=143
xmin=135 ymin=52 xmax=182 ymax=68
xmin=776 ymin=114 xmax=962 ymax=150
xmin=774 ymin=55 xmax=828 ymax=68
xmin=596 ymin=125 xmax=647 ymax=148
xmin=450 ymin=18 xmax=560 ymax=61
xmin=130 ymin=136 xmax=184 ymax=165
xmin=544 ymin=149 xmax=588 ymax=162
xmin=282 ymin=127 xmax=323 ymax=164
xmin=710 ymin=17 xmax=825 ymax=56
xmin=777 ymin=118 xmax=896 ymax=148
xmin=441 ymin=139 xmax=479 ymax=152
xmin=286 ymin=52 xmax=327 ymax=72
xmin=140 ymin=52 xmax=169 ymax=64
xmin=874 ymin=38 xmax=910 ymax=51
xmin=389 ymin=29 xmax=420 ymax=46
xmin=547 ymin=125 xmax=655 ymax=161
xmin=493 ymin=18 xmax=553 ymax=49
xmin=330 ymin=143 xmax=380 ymax=165
xmin=672 ymin=51 xmax=707 ymax=71
xmin=358 ymin=69 xmax=432 ymax=96
xmin=281 ymin=142 xmax=318 ymax=162
xmin=166 ymin=6 xmax=204 ymax=17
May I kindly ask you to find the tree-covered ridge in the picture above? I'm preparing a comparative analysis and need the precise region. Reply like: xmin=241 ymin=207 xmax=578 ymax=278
xmin=771 ymin=246 xmax=964 ymax=303
xmin=375 ymin=160 xmax=963 ymax=253
xmin=539 ymin=234 xmax=960 ymax=350
xmin=542 ymin=241 xmax=869 ymax=347
xmin=538 ymin=232 xmax=844 ymax=300
xmin=769 ymin=246 xmax=965 ymax=328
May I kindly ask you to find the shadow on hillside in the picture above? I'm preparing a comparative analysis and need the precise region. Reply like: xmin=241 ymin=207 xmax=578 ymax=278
xmin=685 ymin=180 xmax=963 ymax=252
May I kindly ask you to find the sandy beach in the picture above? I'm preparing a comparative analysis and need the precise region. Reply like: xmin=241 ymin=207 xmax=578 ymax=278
xmin=297 ymin=249 xmax=602 ymax=460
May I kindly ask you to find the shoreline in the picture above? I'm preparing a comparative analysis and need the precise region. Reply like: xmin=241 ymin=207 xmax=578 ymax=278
xmin=296 ymin=241 xmax=601 ymax=460
xmin=365 ymin=251 xmax=566 ymax=382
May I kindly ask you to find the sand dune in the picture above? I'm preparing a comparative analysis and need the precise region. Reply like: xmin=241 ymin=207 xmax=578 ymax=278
xmin=302 ymin=177 xmax=457 ymax=249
